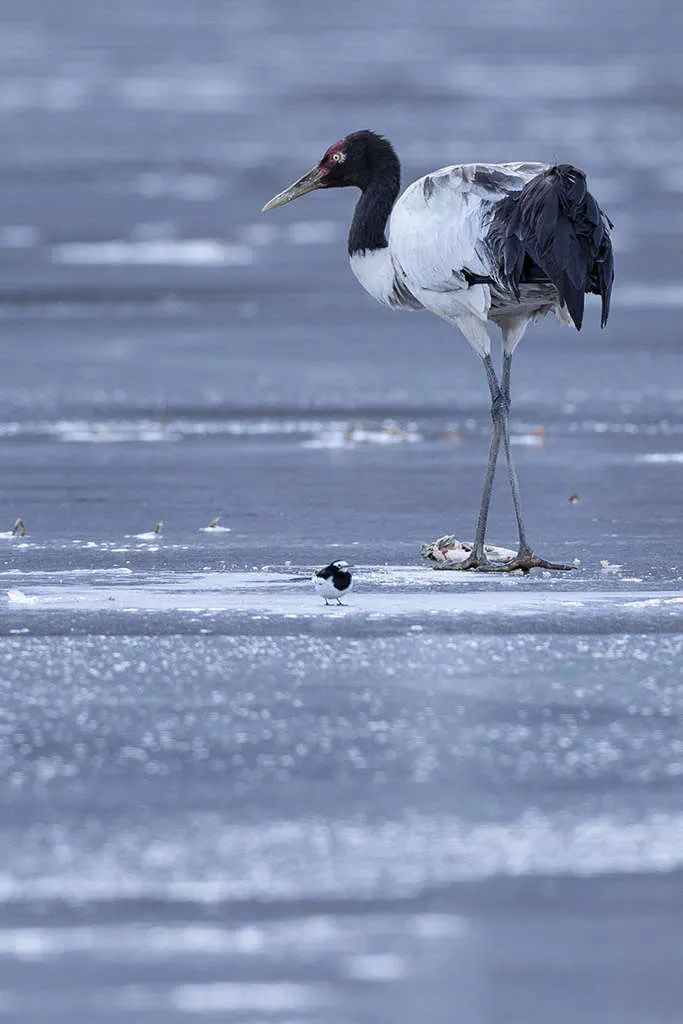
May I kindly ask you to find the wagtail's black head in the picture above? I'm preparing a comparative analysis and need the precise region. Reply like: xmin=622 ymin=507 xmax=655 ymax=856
xmin=316 ymin=559 xmax=353 ymax=582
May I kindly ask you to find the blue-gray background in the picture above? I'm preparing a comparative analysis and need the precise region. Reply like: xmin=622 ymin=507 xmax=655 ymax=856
xmin=0 ymin=1 xmax=682 ymax=1022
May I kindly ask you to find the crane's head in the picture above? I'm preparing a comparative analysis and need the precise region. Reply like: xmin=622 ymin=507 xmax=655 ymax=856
xmin=262 ymin=131 xmax=398 ymax=212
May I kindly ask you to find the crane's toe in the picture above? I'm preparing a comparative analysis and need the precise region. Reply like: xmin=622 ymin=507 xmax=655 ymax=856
xmin=484 ymin=548 xmax=576 ymax=574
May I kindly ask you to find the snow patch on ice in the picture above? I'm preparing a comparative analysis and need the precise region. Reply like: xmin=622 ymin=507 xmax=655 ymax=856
xmin=636 ymin=453 xmax=683 ymax=464
xmin=51 ymin=239 xmax=253 ymax=267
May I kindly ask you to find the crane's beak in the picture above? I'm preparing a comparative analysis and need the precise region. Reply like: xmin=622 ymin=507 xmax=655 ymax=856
xmin=261 ymin=165 xmax=326 ymax=212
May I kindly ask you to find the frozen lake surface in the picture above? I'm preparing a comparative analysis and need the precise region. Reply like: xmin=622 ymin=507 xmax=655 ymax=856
xmin=0 ymin=0 xmax=682 ymax=1021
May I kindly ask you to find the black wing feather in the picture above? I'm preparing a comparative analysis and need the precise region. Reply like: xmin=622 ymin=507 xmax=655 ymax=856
xmin=486 ymin=164 xmax=614 ymax=330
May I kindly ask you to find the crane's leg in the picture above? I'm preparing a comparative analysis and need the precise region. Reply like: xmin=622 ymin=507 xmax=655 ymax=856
xmin=440 ymin=353 xmax=504 ymax=570
xmin=487 ymin=351 xmax=574 ymax=573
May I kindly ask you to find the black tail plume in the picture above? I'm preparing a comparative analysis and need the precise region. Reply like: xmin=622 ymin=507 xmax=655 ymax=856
xmin=486 ymin=164 xmax=614 ymax=330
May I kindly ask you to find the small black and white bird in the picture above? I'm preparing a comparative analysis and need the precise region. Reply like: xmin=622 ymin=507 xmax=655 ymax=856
xmin=313 ymin=560 xmax=353 ymax=605
xmin=263 ymin=131 xmax=614 ymax=573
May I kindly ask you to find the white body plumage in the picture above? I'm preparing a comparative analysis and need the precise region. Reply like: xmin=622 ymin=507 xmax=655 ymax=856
xmin=312 ymin=560 xmax=353 ymax=605
xmin=350 ymin=161 xmax=574 ymax=356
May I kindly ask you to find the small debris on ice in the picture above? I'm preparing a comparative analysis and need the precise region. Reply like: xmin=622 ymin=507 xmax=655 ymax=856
xmin=0 ymin=517 xmax=28 ymax=539
xmin=201 ymin=515 xmax=231 ymax=533
xmin=133 ymin=520 xmax=164 ymax=540
xmin=568 ymin=493 xmax=580 ymax=504
xmin=600 ymin=559 xmax=623 ymax=575
xmin=7 ymin=589 xmax=38 ymax=605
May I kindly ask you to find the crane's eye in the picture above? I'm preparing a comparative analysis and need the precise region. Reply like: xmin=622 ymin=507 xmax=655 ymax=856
xmin=331 ymin=151 xmax=344 ymax=163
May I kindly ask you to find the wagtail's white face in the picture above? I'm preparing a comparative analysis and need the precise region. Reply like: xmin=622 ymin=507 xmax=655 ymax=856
xmin=332 ymin=560 xmax=350 ymax=570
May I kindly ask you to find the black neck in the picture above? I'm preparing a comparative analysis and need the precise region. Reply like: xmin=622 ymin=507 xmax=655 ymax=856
xmin=348 ymin=170 xmax=400 ymax=256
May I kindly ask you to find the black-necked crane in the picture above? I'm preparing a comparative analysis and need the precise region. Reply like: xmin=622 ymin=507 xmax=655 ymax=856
xmin=263 ymin=131 xmax=614 ymax=572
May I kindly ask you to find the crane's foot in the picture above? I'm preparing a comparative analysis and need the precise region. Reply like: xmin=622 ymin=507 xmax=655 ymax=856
xmin=483 ymin=548 xmax=576 ymax=574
